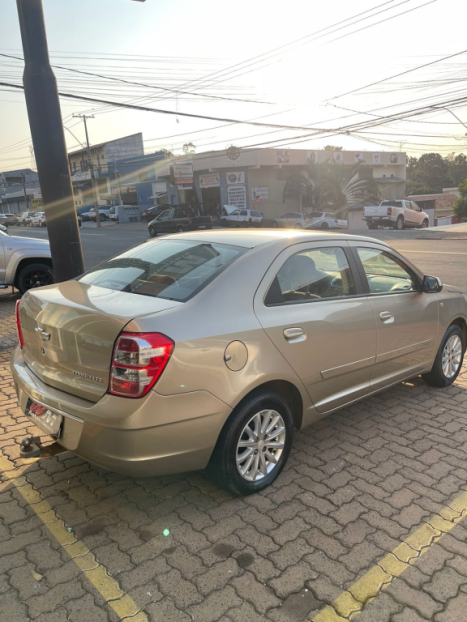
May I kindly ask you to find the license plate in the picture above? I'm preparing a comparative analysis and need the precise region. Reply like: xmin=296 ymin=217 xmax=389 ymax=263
xmin=199 ymin=225 xmax=206 ymax=229
xmin=25 ymin=399 xmax=63 ymax=437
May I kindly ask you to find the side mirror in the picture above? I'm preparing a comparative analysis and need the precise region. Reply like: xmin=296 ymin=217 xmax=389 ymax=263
xmin=423 ymin=275 xmax=443 ymax=293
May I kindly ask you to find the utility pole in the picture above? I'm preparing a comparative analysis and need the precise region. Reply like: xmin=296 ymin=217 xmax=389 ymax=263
xmin=113 ymin=160 xmax=123 ymax=206
xmin=20 ymin=173 xmax=29 ymax=212
xmin=16 ymin=0 xmax=84 ymax=281
xmin=73 ymin=114 xmax=101 ymax=228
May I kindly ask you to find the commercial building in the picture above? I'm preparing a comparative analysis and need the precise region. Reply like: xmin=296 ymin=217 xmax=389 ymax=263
xmin=151 ymin=148 xmax=407 ymax=218
xmin=0 ymin=168 xmax=41 ymax=214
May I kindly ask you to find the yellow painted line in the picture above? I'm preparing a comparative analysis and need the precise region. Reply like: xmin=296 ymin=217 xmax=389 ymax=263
xmin=402 ymin=250 xmax=467 ymax=256
xmin=311 ymin=489 xmax=467 ymax=621
xmin=0 ymin=453 xmax=147 ymax=621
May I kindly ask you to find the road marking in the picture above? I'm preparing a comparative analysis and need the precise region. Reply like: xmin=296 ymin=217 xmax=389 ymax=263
xmin=311 ymin=490 xmax=467 ymax=621
xmin=402 ymin=250 xmax=467 ymax=256
xmin=0 ymin=454 xmax=147 ymax=621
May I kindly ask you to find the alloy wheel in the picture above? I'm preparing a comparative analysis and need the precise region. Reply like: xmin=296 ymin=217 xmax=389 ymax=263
xmin=236 ymin=409 xmax=286 ymax=482
xmin=23 ymin=269 xmax=54 ymax=290
xmin=442 ymin=335 xmax=463 ymax=379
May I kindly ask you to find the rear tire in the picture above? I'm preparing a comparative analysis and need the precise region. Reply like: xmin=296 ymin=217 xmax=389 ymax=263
xmin=422 ymin=324 xmax=465 ymax=388
xmin=241 ymin=220 xmax=248 ymax=228
xmin=221 ymin=219 xmax=228 ymax=227
xmin=148 ymin=226 xmax=157 ymax=237
xmin=320 ymin=222 xmax=329 ymax=230
xmin=395 ymin=216 xmax=404 ymax=230
xmin=272 ymin=221 xmax=279 ymax=228
xmin=17 ymin=263 xmax=54 ymax=295
xmin=367 ymin=223 xmax=378 ymax=230
xmin=295 ymin=223 xmax=302 ymax=229
xmin=209 ymin=391 xmax=294 ymax=495
xmin=176 ymin=226 xmax=184 ymax=233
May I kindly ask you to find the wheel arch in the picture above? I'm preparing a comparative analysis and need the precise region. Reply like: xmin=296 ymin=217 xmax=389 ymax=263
xmin=450 ymin=317 xmax=467 ymax=348
xmin=227 ymin=379 xmax=304 ymax=431
xmin=7 ymin=256 xmax=53 ymax=287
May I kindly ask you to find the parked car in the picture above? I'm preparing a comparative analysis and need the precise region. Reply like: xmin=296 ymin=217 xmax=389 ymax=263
xmin=31 ymin=212 xmax=47 ymax=227
xmin=0 ymin=213 xmax=19 ymax=226
xmin=0 ymin=228 xmax=53 ymax=294
xmin=17 ymin=211 xmax=36 ymax=226
xmin=221 ymin=209 xmax=263 ymax=228
xmin=12 ymin=230 xmax=466 ymax=494
xmin=142 ymin=205 xmax=171 ymax=222
xmin=148 ymin=206 xmax=212 ymax=237
xmin=272 ymin=212 xmax=313 ymax=229
xmin=362 ymin=200 xmax=429 ymax=230
xmin=306 ymin=212 xmax=348 ymax=230
xmin=0 ymin=223 xmax=8 ymax=234
xmin=77 ymin=214 xmax=82 ymax=228
xmin=81 ymin=206 xmax=111 ymax=222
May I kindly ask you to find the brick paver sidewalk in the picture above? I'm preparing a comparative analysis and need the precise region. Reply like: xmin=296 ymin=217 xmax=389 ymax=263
xmin=1 ymin=289 xmax=467 ymax=622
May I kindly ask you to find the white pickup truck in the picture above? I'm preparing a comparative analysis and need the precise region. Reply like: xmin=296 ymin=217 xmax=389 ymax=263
xmin=362 ymin=200 xmax=429 ymax=230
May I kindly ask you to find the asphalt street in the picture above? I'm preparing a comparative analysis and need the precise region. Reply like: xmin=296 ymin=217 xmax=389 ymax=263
xmin=7 ymin=222 xmax=467 ymax=292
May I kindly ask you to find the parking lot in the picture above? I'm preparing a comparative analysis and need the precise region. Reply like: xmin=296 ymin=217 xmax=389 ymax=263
xmin=1 ymin=224 xmax=467 ymax=621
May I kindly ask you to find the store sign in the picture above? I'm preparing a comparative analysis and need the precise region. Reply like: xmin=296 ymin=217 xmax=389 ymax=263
xmin=174 ymin=163 xmax=193 ymax=185
xmin=333 ymin=152 xmax=344 ymax=165
xmin=31 ymin=198 xmax=43 ymax=207
xmin=226 ymin=171 xmax=245 ymax=185
xmin=252 ymin=187 xmax=268 ymax=203
xmin=227 ymin=185 xmax=247 ymax=209
xmin=200 ymin=173 xmax=220 ymax=188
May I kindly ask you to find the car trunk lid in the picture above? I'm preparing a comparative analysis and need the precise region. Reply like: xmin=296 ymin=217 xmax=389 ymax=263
xmin=19 ymin=281 xmax=180 ymax=402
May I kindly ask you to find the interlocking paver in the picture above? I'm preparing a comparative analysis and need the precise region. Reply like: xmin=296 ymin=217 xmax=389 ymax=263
xmin=2 ymin=287 xmax=467 ymax=621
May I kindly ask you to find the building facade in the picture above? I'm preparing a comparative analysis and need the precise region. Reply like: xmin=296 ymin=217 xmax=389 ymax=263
xmin=152 ymin=148 xmax=407 ymax=218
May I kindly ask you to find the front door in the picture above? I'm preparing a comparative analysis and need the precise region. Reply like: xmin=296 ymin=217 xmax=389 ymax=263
xmin=254 ymin=241 xmax=377 ymax=413
xmin=350 ymin=242 xmax=439 ymax=390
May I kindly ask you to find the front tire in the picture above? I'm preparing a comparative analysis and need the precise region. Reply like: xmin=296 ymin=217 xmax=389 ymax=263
xmin=221 ymin=219 xmax=228 ymax=227
xmin=422 ymin=324 xmax=465 ymax=388
xmin=148 ymin=226 xmax=157 ymax=238
xmin=176 ymin=226 xmax=184 ymax=233
xmin=209 ymin=391 xmax=294 ymax=495
xmin=421 ymin=219 xmax=429 ymax=228
xmin=320 ymin=222 xmax=329 ymax=230
xmin=272 ymin=221 xmax=279 ymax=228
xmin=367 ymin=223 xmax=378 ymax=230
xmin=17 ymin=263 xmax=54 ymax=295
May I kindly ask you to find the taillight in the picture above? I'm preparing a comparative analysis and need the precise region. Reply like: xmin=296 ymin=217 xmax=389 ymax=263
xmin=249 ymin=217 xmax=252 ymax=222
xmin=15 ymin=300 xmax=24 ymax=349
xmin=109 ymin=332 xmax=174 ymax=398
xmin=387 ymin=207 xmax=392 ymax=216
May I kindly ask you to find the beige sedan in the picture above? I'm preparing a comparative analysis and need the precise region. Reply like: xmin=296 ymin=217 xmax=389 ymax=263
xmin=11 ymin=230 xmax=467 ymax=495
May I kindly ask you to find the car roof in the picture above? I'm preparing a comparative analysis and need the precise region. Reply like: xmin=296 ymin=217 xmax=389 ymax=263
xmin=161 ymin=228 xmax=391 ymax=249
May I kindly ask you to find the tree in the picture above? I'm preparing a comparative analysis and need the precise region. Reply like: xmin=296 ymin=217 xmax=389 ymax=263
xmin=323 ymin=145 xmax=342 ymax=151
xmin=311 ymin=161 xmax=378 ymax=215
xmin=282 ymin=172 xmax=314 ymax=210
xmin=182 ymin=142 xmax=196 ymax=154
xmin=445 ymin=153 xmax=467 ymax=186
xmin=453 ymin=178 xmax=467 ymax=220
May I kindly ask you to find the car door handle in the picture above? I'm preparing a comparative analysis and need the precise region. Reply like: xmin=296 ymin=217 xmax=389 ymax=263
xmin=379 ymin=311 xmax=394 ymax=323
xmin=283 ymin=327 xmax=306 ymax=343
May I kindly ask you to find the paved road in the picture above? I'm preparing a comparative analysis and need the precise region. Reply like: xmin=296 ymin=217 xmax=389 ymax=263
xmin=8 ymin=222 xmax=467 ymax=292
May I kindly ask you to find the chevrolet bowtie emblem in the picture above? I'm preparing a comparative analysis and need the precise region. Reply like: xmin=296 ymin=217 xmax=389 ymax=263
xmin=35 ymin=327 xmax=51 ymax=341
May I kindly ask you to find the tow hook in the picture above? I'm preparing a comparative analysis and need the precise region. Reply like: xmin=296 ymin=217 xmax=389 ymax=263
xmin=19 ymin=436 xmax=41 ymax=458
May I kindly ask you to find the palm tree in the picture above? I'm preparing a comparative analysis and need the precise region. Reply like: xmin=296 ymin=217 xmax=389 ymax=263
xmin=282 ymin=172 xmax=314 ymax=211
xmin=312 ymin=161 xmax=378 ymax=216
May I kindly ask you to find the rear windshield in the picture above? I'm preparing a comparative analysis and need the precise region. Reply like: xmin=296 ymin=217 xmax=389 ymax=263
xmin=250 ymin=211 xmax=262 ymax=217
xmin=79 ymin=239 xmax=247 ymax=302
xmin=381 ymin=201 xmax=402 ymax=208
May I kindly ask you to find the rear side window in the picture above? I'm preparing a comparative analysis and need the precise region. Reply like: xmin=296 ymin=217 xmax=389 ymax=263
xmin=265 ymin=247 xmax=356 ymax=305
xmin=381 ymin=201 xmax=402 ymax=208
xmin=80 ymin=240 xmax=247 ymax=302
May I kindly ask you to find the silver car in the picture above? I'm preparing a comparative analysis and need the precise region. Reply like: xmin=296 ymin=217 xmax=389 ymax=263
xmin=273 ymin=212 xmax=312 ymax=229
xmin=11 ymin=230 xmax=466 ymax=494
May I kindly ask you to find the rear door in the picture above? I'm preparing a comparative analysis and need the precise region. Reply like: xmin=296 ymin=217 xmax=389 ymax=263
xmin=350 ymin=242 xmax=439 ymax=390
xmin=254 ymin=240 xmax=377 ymax=413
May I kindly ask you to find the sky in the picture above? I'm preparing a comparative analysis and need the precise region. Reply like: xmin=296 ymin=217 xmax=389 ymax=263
xmin=1 ymin=0 xmax=467 ymax=172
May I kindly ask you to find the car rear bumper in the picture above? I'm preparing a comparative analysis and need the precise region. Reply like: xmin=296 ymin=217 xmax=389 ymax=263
xmin=11 ymin=346 xmax=231 ymax=477
xmin=362 ymin=216 xmax=395 ymax=225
